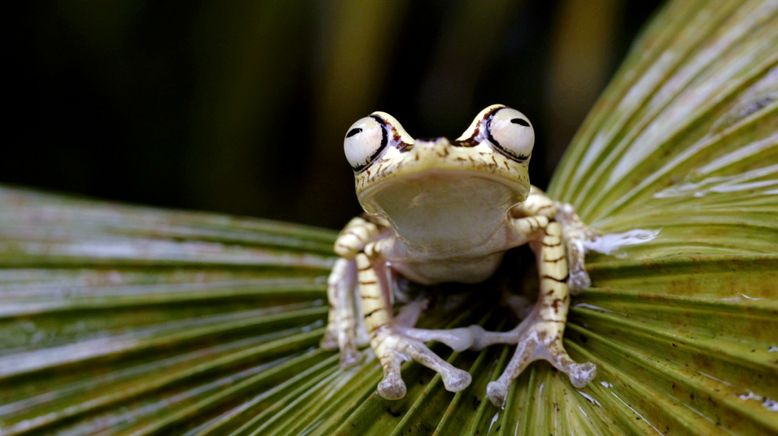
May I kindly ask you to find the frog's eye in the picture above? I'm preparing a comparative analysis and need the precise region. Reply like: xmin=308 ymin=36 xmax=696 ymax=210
xmin=456 ymin=105 xmax=534 ymax=163
xmin=486 ymin=107 xmax=534 ymax=162
xmin=344 ymin=116 xmax=387 ymax=171
xmin=344 ymin=112 xmax=413 ymax=171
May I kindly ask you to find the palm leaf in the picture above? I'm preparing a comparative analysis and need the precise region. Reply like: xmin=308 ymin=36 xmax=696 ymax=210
xmin=2 ymin=0 xmax=777 ymax=434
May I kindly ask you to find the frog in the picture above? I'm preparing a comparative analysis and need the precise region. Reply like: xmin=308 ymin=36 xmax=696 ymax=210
xmin=320 ymin=104 xmax=599 ymax=407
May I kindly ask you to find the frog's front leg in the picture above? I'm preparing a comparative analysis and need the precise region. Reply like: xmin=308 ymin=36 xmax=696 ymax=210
xmin=521 ymin=185 xmax=598 ymax=293
xmin=356 ymin=243 xmax=472 ymax=400
xmin=321 ymin=216 xmax=377 ymax=366
xmin=555 ymin=202 xmax=600 ymax=293
xmin=474 ymin=218 xmax=597 ymax=407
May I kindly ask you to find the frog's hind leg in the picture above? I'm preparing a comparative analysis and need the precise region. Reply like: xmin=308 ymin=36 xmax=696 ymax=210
xmin=320 ymin=258 xmax=367 ymax=366
xmin=472 ymin=221 xmax=597 ymax=407
xmin=356 ymin=251 xmax=472 ymax=400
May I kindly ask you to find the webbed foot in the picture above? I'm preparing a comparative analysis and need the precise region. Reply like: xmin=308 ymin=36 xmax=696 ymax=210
xmin=467 ymin=306 xmax=596 ymax=407
xmin=372 ymin=326 xmax=472 ymax=399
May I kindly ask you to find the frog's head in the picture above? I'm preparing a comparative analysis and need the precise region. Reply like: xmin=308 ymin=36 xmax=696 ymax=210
xmin=343 ymin=104 xmax=534 ymax=247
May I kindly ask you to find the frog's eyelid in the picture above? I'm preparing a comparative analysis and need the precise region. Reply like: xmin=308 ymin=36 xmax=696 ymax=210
xmin=455 ymin=104 xmax=506 ymax=143
xmin=485 ymin=109 xmax=531 ymax=163
xmin=370 ymin=112 xmax=414 ymax=151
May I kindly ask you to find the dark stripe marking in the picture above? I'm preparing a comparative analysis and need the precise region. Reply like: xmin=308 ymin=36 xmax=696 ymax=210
xmin=542 ymin=272 xmax=570 ymax=283
xmin=551 ymin=298 xmax=563 ymax=313
xmin=370 ymin=114 xmax=389 ymax=149
xmin=346 ymin=230 xmax=366 ymax=241
xmin=365 ymin=307 xmax=385 ymax=319
xmin=543 ymin=254 xmax=566 ymax=263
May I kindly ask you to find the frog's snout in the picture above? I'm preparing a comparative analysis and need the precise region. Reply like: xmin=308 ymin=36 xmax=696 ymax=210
xmin=414 ymin=137 xmax=450 ymax=149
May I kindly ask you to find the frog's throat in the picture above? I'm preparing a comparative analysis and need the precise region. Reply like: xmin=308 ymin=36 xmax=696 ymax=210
xmin=358 ymin=170 xmax=528 ymax=251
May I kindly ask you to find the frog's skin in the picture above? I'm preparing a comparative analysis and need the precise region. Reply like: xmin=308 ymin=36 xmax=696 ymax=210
xmin=321 ymin=104 xmax=598 ymax=407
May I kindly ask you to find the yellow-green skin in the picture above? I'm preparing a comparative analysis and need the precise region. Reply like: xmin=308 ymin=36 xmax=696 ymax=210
xmin=322 ymin=104 xmax=598 ymax=407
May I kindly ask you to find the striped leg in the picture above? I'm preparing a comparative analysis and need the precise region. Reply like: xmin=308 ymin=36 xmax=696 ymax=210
xmin=471 ymin=221 xmax=597 ymax=407
xmin=513 ymin=186 xmax=599 ymax=293
xmin=520 ymin=185 xmax=559 ymax=218
xmin=321 ymin=216 xmax=381 ymax=366
xmin=333 ymin=216 xmax=381 ymax=258
xmin=356 ymin=251 xmax=472 ymax=400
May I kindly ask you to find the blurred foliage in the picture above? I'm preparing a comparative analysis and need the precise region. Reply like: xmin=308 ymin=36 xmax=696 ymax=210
xmin=8 ymin=0 xmax=659 ymax=229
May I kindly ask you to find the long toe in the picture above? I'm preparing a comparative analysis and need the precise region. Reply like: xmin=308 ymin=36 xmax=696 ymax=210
xmin=568 ymin=361 xmax=597 ymax=388
xmin=486 ymin=380 xmax=508 ymax=407
xmin=378 ymin=373 xmax=407 ymax=400
xmin=442 ymin=368 xmax=472 ymax=392
xmin=340 ymin=348 xmax=362 ymax=368
xmin=320 ymin=333 xmax=337 ymax=350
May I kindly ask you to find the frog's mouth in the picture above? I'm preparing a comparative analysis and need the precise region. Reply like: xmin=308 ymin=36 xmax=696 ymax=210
xmin=359 ymin=169 xmax=528 ymax=250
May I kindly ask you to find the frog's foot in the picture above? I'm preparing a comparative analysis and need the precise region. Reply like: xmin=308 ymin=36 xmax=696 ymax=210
xmin=323 ymin=332 xmax=368 ymax=368
xmin=372 ymin=325 xmax=473 ymax=399
xmin=320 ymin=329 xmax=337 ymax=349
xmin=321 ymin=325 xmax=363 ymax=368
xmin=468 ymin=307 xmax=597 ymax=407
xmin=354 ymin=249 xmax=472 ymax=399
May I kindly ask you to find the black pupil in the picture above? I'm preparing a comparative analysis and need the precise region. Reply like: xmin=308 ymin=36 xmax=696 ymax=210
xmin=511 ymin=118 xmax=530 ymax=127
xmin=346 ymin=128 xmax=363 ymax=138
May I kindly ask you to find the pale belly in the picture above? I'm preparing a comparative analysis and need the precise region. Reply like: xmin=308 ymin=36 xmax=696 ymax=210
xmin=389 ymin=251 xmax=507 ymax=285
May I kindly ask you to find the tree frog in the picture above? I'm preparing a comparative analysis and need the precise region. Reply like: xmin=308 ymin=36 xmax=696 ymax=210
xmin=321 ymin=104 xmax=598 ymax=407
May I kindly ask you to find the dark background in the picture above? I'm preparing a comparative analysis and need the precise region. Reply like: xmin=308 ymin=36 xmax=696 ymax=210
xmin=7 ymin=1 xmax=661 ymax=230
